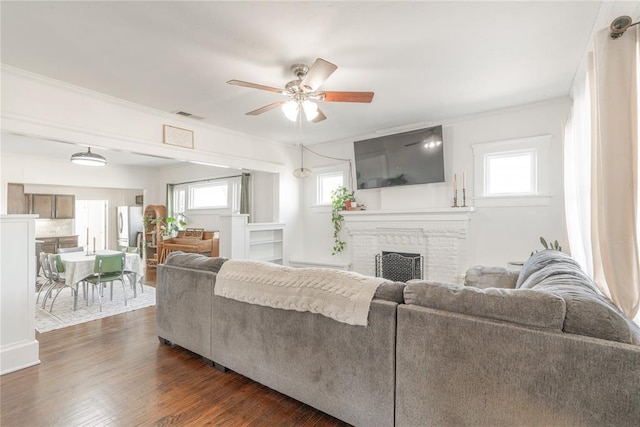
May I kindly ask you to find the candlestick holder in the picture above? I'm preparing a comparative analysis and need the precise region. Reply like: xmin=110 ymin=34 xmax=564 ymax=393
xmin=452 ymin=191 xmax=458 ymax=208
xmin=462 ymin=188 xmax=467 ymax=208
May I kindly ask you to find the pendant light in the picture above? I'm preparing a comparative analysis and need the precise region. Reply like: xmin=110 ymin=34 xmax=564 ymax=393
xmin=293 ymin=144 xmax=312 ymax=179
xmin=70 ymin=147 xmax=107 ymax=166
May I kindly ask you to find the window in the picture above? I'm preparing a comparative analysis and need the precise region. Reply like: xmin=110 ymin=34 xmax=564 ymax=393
xmin=317 ymin=172 xmax=344 ymax=205
xmin=472 ymin=135 xmax=551 ymax=207
xmin=189 ymin=181 xmax=228 ymax=209
xmin=485 ymin=149 xmax=536 ymax=196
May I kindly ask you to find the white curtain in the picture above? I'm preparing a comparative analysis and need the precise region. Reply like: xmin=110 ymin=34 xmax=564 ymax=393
xmin=564 ymin=26 xmax=640 ymax=319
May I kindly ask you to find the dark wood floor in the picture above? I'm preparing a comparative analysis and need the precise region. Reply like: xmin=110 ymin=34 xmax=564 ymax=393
xmin=1 ymin=278 xmax=350 ymax=426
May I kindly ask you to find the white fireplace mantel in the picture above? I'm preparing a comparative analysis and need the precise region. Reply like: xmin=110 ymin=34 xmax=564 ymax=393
xmin=342 ymin=207 xmax=474 ymax=223
xmin=342 ymin=207 xmax=475 ymax=283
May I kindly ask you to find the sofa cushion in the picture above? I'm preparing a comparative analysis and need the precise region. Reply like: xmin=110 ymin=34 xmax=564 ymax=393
xmin=517 ymin=251 xmax=640 ymax=345
xmin=164 ymin=251 xmax=228 ymax=273
xmin=404 ymin=281 xmax=566 ymax=330
xmin=464 ymin=266 xmax=519 ymax=289
xmin=373 ymin=281 xmax=405 ymax=303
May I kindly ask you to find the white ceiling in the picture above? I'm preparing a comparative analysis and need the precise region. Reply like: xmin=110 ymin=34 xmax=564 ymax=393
xmin=1 ymin=1 xmax=637 ymax=155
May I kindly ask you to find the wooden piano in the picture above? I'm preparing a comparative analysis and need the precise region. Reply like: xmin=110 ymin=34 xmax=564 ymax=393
xmin=159 ymin=228 xmax=219 ymax=264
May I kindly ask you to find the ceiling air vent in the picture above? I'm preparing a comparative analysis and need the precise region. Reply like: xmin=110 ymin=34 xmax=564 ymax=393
xmin=174 ymin=110 xmax=205 ymax=120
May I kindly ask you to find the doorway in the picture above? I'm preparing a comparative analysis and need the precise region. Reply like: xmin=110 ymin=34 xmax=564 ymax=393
xmin=75 ymin=200 xmax=107 ymax=252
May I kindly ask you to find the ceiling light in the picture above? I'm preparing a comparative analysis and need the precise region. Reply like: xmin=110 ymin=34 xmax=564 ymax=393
xmin=302 ymin=100 xmax=319 ymax=121
xmin=423 ymin=140 xmax=442 ymax=149
xmin=293 ymin=144 xmax=312 ymax=179
xmin=282 ymin=100 xmax=299 ymax=122
xmin=70 ymin=147 xmax=106 ymax=166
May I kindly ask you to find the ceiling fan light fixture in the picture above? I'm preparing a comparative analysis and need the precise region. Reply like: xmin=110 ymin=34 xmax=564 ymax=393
xmin=282 ymin=100 xmax=299 ymax=122
xmin=302 ymin=100 xmax=319 ymax=121
xmin=70 ymin=147 xmax=107 ymax=166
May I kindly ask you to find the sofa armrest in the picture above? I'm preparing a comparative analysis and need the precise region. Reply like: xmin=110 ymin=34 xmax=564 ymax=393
xmin=156 ymin=264 xmax=215 ymax=359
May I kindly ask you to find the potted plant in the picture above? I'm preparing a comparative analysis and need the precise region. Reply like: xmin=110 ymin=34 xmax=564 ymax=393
xmin=165 ymin=214 xmax=187 ymax=237
xmin=330 ymin=185 xmax=356 ymax=254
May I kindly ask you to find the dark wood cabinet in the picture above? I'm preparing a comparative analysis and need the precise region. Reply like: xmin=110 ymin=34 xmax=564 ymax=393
xmin=58 ymin=236 xmax=79 ymax=249
xmin=31 ymin=194 xmax=55 ymax=219
xmin=38 ymin=236 xmax=79 ymax=254
xmin=25 ymin=194 xmax=75 ymax=218
xmin=54 ymin=195 xmax=75 ymax=219
xmin=39 ymin=237 xmax=58 ymax=254
xmin=7 ymin=183 xmax=26 ymax=214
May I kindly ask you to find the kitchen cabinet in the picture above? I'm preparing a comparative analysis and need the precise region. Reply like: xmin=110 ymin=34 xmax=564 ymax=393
xmin=39 ymin=237 xmax=58 ymax=254
xmin=37 ymin=236 xmax=79 ymax=254
xmin=30 ymin=194 xmax=54 ymax=219
xmin=26 ymin=194 xmax=75 ymax=219
xmin=58 ymin=236 xmax=79 ymax=250
xmin=54 ymin=195 xmax=75 ymax=219
xmin=7 ymin=183 xmax=26 ymax=214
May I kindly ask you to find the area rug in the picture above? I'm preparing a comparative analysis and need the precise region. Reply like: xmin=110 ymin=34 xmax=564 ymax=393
xmin=35 ymin=284 xmax=156 ymax=333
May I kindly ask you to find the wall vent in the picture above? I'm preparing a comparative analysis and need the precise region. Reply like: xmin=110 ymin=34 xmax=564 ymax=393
xmin=174 ymin=111 xmax=205 ymax=120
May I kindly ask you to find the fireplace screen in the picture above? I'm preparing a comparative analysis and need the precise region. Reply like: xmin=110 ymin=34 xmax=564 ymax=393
xmin=375 ymin=251 xmax=424 ymax=282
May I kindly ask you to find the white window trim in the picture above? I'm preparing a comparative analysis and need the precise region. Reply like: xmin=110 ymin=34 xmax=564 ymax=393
xmin=472 ymin=135 xmax=552 ymax=207
xmin=316 ymin=171 xmax=345 ymax=206
xmin=188 ymin=180 xmax=230 ymax=210
xmin=310 ymin=164 xmax=349 ymax=212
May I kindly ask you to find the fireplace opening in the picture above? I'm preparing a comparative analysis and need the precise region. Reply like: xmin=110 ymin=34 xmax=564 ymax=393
xmin=375 ymin=251 xmax=424 ymax=282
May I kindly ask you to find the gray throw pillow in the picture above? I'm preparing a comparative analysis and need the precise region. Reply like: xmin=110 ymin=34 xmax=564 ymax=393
xmin=404 ymin=280 xmax=566 ymax=330
xmin=520 ymin=272 xmax=640 ymax=345
xmin=165 ymin=251 xmax=228 ymax=273
xmin=516 ymin=250 xmax=584 ymax=288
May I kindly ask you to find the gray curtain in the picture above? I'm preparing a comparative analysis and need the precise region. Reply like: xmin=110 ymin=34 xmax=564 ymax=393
xmin=240 ymin=173 xmax=250 ymax=220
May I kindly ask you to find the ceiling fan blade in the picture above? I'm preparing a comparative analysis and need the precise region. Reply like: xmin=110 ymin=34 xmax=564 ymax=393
xmin=227 ymin=79 xmax=283 ymax=94
xmin=321 ymin=91 xmax=374 ymax=103
xmin=300 ymin=58 xmax=337 ymax=91
xmin=246 ymin=101 xmax=285 ymax=116
xmin=311 ymin=108 xmax=327 ymax=123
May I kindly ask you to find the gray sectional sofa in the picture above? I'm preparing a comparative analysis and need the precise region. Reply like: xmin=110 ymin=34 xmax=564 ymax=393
xmin=157 ymin=251 xmax=640 ymax=426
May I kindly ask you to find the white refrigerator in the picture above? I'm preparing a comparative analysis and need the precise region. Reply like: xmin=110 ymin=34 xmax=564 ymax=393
xmin=116 ymin=206 xmax=143 ymax=249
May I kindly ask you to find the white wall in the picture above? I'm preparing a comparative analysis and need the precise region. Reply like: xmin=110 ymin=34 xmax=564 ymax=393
xmin=300 ymin=98 xmax=569 ymax=269
xmin=1 ymin=66 xmax=302 ymax=263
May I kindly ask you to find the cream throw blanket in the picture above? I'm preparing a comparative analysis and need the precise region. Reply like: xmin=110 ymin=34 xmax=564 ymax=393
xmin=215 ymin=260 xmax=387 ymax=326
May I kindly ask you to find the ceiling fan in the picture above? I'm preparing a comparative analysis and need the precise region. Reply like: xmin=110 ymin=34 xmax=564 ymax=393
xmin=227 ymin=58 xmax=374 ymax=123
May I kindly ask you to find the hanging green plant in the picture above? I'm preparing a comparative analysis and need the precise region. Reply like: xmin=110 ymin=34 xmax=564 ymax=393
xmin=330 ymin=185 xmax=356 ymax=254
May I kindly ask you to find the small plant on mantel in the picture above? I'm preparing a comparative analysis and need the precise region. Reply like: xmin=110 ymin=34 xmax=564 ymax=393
xmin=531 ymin=237 xmax=562 ymax=256
xmin=330 ymin=185 xmax=356 ymax=254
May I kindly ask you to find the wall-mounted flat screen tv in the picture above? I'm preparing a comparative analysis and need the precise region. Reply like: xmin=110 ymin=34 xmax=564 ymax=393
xmin=354 ymin=125 xmax=444 ymax=189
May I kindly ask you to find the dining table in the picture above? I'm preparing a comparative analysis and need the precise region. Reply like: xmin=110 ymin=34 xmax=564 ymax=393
xmin=59 ymin=249 xmax=144 ymax=289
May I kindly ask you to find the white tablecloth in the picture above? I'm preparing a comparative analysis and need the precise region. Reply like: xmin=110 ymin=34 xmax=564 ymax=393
xmin=60 ymin=250 xmax=144 ymax=285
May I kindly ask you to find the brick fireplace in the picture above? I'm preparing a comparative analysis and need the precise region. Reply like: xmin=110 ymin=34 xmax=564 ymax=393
xmin=342 ymin=208 xmax=474 ymax=283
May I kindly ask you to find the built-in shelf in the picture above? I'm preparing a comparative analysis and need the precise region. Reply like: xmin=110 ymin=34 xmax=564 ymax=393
xmin=220 ymin=215 xmax=285 ymax=264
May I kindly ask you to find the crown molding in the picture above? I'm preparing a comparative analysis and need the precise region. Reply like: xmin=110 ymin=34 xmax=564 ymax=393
xmin=0 ymin=64 xmax=281 ymax=146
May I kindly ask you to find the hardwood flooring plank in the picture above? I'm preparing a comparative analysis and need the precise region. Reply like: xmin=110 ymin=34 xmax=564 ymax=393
xmin=0 ymin=306 xmax=350 ymax=427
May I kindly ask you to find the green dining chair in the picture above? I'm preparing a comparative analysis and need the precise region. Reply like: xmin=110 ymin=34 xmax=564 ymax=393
xmin=47 ymin=253 xmax=80 ymax=312
xmin=124 ymin=246 xmax=143 ymax=297
xmin=82 ymin=252 xmax=127 ymax=312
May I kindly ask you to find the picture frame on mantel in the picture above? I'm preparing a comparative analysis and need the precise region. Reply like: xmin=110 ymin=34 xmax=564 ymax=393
xmin=163 ymin=124 xmax=194 ymax=149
